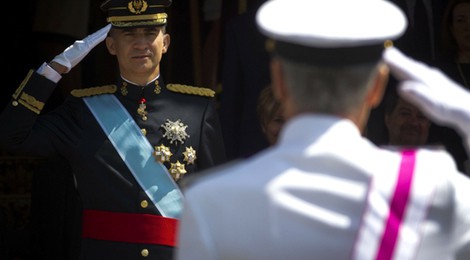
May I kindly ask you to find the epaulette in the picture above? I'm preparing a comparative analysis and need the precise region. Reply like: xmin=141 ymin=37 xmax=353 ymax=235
xmin=166 ymin=84 xmax=215 ymax=98
xmin=71 ymin=85 xmax=117 ymax=98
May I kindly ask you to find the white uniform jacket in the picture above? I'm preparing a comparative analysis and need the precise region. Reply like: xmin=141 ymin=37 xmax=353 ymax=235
xmin=176 ymin=115 xmax=470 ymax=260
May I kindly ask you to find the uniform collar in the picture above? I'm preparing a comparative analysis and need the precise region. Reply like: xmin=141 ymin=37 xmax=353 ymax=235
xmin=278 ymin=114 xmax=362 ymax=148
xmin=120 ymin=75 xmax=160 ymax=87
xmin=117 ymin=75 xmax=164 ymax=100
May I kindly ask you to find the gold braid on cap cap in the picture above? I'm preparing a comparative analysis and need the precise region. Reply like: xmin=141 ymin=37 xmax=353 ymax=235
xmin=107 ymin=13 xmax=168 ymax=26
xmin=107 ymin=2 xmax=168 ymax=27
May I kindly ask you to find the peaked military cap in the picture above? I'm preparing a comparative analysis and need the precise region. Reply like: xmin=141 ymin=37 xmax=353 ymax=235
xmin=101 ymin=0 xmax=172 ymax=28
xmin=256 ymin=0 xmax=407 ymax=66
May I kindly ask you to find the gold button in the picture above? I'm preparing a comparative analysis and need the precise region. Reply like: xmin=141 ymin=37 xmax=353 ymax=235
xmin=384 ymin=40 xmax=394 ymax=48
xmin=12 ymin=101 xmax=18 ymax=106
xmin=141 ymin=128 xmax=147 ymax=136
xmin=141 ymin=249 xmax=149 ymax=257
xmin=140 ymin=200 xmax=148 ymax=208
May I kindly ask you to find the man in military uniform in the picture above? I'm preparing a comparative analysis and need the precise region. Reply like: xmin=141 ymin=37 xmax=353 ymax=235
xmin=0 ymin=0 xmax=226 ymax=259
xmin=176 ymin=0 xmax=470 ymax=259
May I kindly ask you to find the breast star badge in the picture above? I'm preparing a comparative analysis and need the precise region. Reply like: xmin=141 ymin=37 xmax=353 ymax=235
xmin=162 ymin=119 xmax=190 ymax=144
xmin=153 ymin=144 xmax=172 ymax=163
xmin=183 ymin=146 xmax=197 ymax=165
xmin=170 ymin=161 xmax=187 ymax=181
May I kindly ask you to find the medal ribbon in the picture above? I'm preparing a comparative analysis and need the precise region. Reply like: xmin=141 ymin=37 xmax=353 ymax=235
xmin=375 ymin=150 xmax=415 ymax=260
xmin=352 ymin=149 xmax=437 ymax=260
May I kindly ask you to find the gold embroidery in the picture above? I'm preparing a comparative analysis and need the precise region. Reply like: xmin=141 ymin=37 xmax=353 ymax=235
xmin=13 ymin=70 xmax=34 ymax=100
xmin=166 ymin=84 xmax=215 ymax=97
xmin=154 ymin=79 xmax=161 ymax=94
xmin=107 ymin=13 xmax=167 ymax=24
xmin=128 ymin=0 xmax=148 ymax=14
xmin=19 ymin=92 xmax=44 ymax=114
xmin=109 ymin=19 xmax=167 ymax=27
xmin=121 ymin=81 xmax=128 ymax=96
xmin=18 ymin=100 xmax=40 ymax=114
xmin=71 ymin=85 xmax=117 ymax=97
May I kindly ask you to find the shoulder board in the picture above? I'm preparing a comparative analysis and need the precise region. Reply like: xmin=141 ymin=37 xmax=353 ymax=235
xmin=166 ymin=84 xmax=215 ymax=98
xmin=71 ymin=85 xmax=117 ymax=98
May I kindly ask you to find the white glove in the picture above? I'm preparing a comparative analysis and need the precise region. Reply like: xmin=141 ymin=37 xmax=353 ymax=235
xmin=383 ymin=47 xmax=470 ymax=153
xmin=52 ymin=24 xmax=112 ymax=73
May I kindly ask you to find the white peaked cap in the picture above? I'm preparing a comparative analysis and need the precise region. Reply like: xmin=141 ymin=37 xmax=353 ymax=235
xmin=256 ymin=0 xmax=408 ymax=65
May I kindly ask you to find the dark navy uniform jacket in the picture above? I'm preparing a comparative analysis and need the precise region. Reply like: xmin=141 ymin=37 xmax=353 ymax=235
xmin=0 ymin=70 xmax=227 ymax=259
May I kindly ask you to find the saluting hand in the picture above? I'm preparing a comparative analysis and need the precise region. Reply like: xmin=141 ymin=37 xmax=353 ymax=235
xmin=383 ymin=47 xmax=470 ymax=154
xmin=51 ymin=23 xmax=112 ymax=74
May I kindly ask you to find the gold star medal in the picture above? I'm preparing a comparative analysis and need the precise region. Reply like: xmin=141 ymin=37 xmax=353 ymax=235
xmin=162 ymin=119 xmax=190 ymax=144
xmin=170 ymin=161 xmax=187 ymax=181
xmin=183 ymin=146 xmax=197 ymax=165
xmin=153 ymin=144 xmax=172 ymax=163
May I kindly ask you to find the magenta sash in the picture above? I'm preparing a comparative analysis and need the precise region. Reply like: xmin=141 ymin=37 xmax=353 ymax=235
xmin=376 ymin=150 xmax=416 ymax=260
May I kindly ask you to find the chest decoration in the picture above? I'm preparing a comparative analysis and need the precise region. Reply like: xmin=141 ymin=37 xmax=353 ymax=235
xmin=154 ymin=144 xmax=172 ymax=163
xmin=162 ymin=119 xmax=189 ymax=144
xmin=137 ymin=98 xmax=148 ymax=121
xmin=120 ymin=80 xmax=161 ymax=121
xmin=153 ymin=119 xmax=197 ymax=181
xmin=183 ymin=147 xmax=197 ymax=165
xmin=169 ymin=161 xmax=187 ymax=181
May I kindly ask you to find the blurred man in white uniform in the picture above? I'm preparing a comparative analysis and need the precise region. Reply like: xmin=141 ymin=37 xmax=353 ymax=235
xmin=175 ymin=0 xmax=470 ymax=259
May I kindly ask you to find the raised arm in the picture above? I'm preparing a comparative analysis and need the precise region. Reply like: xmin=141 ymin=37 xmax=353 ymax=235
xmin=383 ymin=47 xmax=470 ymax=156
xmin=38 ymin=24 xmax=112 ymax=82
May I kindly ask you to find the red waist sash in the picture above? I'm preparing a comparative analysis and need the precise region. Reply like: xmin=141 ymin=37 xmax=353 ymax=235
xmin=81 ymin=209 xmax=178 ymax=247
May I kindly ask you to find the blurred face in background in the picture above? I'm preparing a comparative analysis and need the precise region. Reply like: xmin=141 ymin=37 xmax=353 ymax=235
xmin=263 ymin=107 xmax=284 ymax=145
xmin=451 ymin=2 xmax=470 ymax=55
xmin=385 ymin=98 xmax=431 ymax=146
xmin=258 ymin=86 xmax=285 ymax=145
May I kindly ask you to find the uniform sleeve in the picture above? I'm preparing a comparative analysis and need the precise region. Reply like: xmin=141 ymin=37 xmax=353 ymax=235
xmin=0 ymin=70 xmax=54 ymax=153
xmin=0 ymin=70 xmax=78 ymax=158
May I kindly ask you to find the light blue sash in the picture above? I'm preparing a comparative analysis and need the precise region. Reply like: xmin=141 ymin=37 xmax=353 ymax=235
xmin=84 ymin=94 xmax=183 ymax=218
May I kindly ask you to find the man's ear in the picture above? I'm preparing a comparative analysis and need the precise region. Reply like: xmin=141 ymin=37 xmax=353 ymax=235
xmin=162 ymin=34 xmax=171 ymax=53
xmin=105 ymin=36 xmax=116 ymax=55
xmin=270 ymin=58 xmax=297 ymax=120
xmin=367 ymin=63 xmax=389 ymax=109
